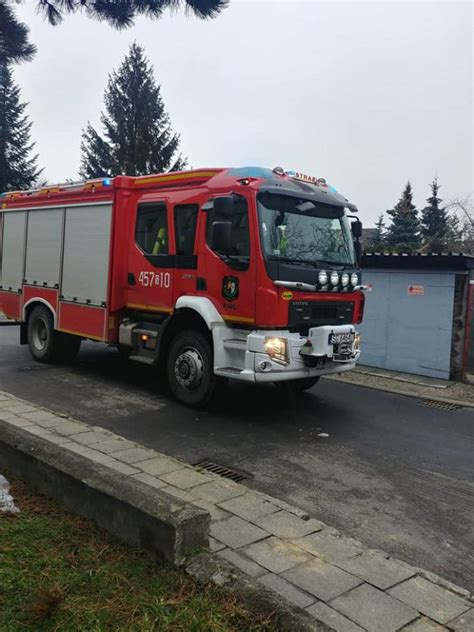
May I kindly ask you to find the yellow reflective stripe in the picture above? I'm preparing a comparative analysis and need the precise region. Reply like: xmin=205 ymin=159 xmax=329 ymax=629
xmin=126 ymin=303 xmax=173 ymax=314
xmin=58 ymin=328 xmax=105 ymax=341
xmin=222 ymin=314 xmax=255 ymax=324
xmin=133 ymin=170 xmax=220 ymax=187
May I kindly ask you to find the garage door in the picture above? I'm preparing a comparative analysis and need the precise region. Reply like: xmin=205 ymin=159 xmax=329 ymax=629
xmin=358 ymin=270 xmax=455 ymax=379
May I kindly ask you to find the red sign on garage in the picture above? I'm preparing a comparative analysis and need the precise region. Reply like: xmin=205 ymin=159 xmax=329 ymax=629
xmin=408 ymin=285 xmax=424 ymax=296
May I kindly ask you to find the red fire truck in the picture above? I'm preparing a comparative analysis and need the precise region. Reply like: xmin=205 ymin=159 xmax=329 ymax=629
xmin=0 ymin=166 xmax=364 ymax=406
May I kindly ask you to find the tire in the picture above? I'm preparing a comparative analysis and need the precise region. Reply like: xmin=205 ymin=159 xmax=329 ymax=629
xmin=279 ymin=376 xmax=321 ymax=392
xmin=166 ymin=329 xmax=216 ymax=408
xmin=27 ymin=305 xmax=80 ymax=363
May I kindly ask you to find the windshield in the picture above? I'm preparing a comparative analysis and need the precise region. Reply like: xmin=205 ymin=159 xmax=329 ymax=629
xmin=257 ymin=192 xmax=356 ymax=267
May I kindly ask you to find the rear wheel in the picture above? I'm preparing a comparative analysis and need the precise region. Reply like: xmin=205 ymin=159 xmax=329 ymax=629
xmin=279 ymin=376 xmax=321 ymax=392
xmin=28 ymin=305 xmax=80 ymax=363
xmin=166 ymin=329 xmax=216 ymax=408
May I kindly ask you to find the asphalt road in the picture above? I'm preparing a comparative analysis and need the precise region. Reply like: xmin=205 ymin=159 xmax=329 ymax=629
xmin=1 ymin=326 xmax=473 ymax=590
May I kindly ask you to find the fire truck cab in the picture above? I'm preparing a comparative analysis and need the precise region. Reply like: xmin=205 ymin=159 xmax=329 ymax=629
xmin=0 ymin=166 xmax=364 ymax=406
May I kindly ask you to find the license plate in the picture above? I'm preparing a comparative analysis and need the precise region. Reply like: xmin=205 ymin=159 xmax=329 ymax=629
xmin=329 ymin=332 xmax=354 ymax=345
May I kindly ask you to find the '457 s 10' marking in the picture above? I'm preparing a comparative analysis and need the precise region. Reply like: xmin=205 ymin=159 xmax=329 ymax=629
xmin=138 ymin=271 xmax=171 ymax=288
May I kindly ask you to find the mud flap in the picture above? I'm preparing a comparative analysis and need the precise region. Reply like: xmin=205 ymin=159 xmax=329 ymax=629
xmin=20 ymin=322 xmax=28 ymax=345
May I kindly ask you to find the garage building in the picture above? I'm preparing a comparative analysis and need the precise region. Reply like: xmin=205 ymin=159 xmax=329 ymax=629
xmin=359 ymin=253 xmax=474 ymax=382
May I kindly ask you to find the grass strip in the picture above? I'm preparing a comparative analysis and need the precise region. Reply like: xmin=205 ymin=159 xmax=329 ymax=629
xmin=0 ymin=474 xmax=277 ymax=631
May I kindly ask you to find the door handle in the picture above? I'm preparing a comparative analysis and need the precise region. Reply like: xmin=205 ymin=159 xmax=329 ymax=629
xmin=196 ymin=277 xmax=207 ymax=291
xmin=128 ymin=272 xmax=136 ymax=286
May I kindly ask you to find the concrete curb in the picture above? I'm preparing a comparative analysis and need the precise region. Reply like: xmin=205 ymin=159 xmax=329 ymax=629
xmin=0 ymin=419 xmax=335 ymax=632
xmin=353 ymin=368 xmax=450 ymax=389
xmin=1 ymin=390 xmax=472 ymax=631
xmin=324 ymin=375 xmax=474 ymax=409
xmin=185 ymin=552 xmax=332 ymax=631
xmin=0 ymin=420 xmax=209 ymax=566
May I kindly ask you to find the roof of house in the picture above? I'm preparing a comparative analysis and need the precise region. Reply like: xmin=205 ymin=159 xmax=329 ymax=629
xmin=362 ymin=252 xmax=474 ymax=271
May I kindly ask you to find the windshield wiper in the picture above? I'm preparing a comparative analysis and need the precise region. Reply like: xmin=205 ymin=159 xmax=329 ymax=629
xmin=316 ymin=258 xmax=354 ymax=269
xmin=269 ymin=256 xmax=354 ymax=269
xmin=268 ymin=256 xmax=317 ymax=268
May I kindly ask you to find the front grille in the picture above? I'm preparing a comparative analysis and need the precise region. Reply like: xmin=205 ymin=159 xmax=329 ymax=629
xmin=312 ymin=305 xmax=338 ymax=320
xmin=289 ymin=300 xmax=354 ymax=334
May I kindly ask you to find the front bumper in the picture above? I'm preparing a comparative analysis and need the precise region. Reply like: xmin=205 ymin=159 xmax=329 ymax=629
xmin=215 ymin=324 xmax=360 ymax=383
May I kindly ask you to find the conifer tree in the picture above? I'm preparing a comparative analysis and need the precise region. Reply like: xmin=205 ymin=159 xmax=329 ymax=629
xmin=445 ymin=215 xmax=463 ymax=252
xmin=35 ymin=0 xmax=227 ymax=27
xmin=1 ymin=1 xmax=227 ymax=64
xmin=370 ymin=213 xmax=387 ymax=251
xmin=0 ymin=2 xmax=36 ymax=65
xmin=80 ymin=44 xmax=185 ymax=178
xmin=420 ymin=177 xmax=451 ymax=252
xmin=385 ymin=182 xmax=421 ymax=252
xmin=0 ymin=63 xmax=42 ymax=192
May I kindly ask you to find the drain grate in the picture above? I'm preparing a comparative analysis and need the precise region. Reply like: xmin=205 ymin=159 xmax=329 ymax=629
xmin=193 ymin=459 xmax=249 ymax=483
xmin=420 ymin=399 xmax=462 ymax=411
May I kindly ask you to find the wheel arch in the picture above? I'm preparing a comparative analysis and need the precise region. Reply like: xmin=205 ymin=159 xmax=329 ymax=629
xmin=23 ymin=298 xmax=57 ymax=327
xmin=159 ymin=298 xmax=224 ymax=357
xmin=21 ymin=298 xmax=57 ymax=345
xmin=156 ymin=306 xmax=213 ymax=370
xmin=174 ymin=296 xmax=224 ymax=329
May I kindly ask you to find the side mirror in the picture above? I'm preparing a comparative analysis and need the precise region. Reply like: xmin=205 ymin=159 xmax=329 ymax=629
xmin=210 ymin=221 xmax=232 ymax=254
xmin=351 ymin=219 xmax=363 ymax=240
xmin=213 ymin=196 xmax=235 ymax=215
xmin=354 ymin=240 xmax=362 ymax=265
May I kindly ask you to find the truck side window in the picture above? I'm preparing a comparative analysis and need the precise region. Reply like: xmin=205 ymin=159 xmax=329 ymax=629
xmin=136 ymin=203 xmax=168 ymax=255
xmin=206 ymin=197 xmax=250 ymax=258
xmin=174 ymin=204 xmax=198 ymax=255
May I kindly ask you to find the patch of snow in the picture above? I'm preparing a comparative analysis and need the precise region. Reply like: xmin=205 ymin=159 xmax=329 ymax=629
xmin=212 ymin=571 xmax=229 ymax=586
xmin=317 ymin=432 xmax=329 ymax=438
xmin=0 ymin=475 xmax=19 ymax=514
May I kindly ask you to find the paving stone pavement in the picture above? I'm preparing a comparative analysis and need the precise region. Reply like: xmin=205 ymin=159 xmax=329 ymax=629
xmin=1 ymin=389 xmax=472 ymax=632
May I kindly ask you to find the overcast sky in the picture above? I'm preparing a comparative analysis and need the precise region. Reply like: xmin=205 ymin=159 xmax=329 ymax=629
xmin=13 ymin=1 xmax=473 ymax=226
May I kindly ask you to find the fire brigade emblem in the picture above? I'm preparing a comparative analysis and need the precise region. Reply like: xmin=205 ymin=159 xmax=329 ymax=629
xmin=222 ymin=276 xmax=239 ymax=301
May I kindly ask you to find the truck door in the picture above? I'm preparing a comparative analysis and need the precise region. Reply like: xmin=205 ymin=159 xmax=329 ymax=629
xmin=127 ymin=200 xmax=173 ymax=314
xmin=172 ymin=202 xmax=199 ymax=303
xmin=197 ymin=194 xmax=256 ymax=326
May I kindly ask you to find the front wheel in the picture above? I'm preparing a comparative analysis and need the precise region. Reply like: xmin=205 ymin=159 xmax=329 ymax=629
xmin=278 ymin=376 xmax=321 ymax=392
xmin=166 ymin=329 xmax=216 ymax=408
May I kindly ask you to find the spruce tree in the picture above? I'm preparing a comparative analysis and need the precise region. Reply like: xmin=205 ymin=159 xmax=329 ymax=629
xmin=0 ymin=2 xmax=36 ymax=65
xmin=0 ymin=63 xmax=42 ymax=192
xmin=80 ymin=43 xmax=185 ymax=178
xmin=370 ymin=213 xmax=387 ymax=251
xmin=420 ymin=177 xmax=451 ymax=252
xmin=445 ymin=215 xmax=463 ymax=252
xmin=34 ymin=0 xmax=228 ymax=27
xmin=385 ymin=182 xmax=421 ymax=252
xmin=2 ymin=2 xmax=226 ymax=73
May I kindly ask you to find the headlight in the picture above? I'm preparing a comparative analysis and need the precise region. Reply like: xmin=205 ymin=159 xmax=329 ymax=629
xmin=264 ymin=337 xmax=289 ymax=365
xmin=351 ymin=272 xmax=359 ymax=286
xmin=341 ymin=272 xmax=349 ymax=287
xmin=318 ymin=270 xmax=328 ymax=285
xmin=330 ymin=271 xmax=339 ymax=286
xmin=354 ymin=333 xmax=361 ymax=350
